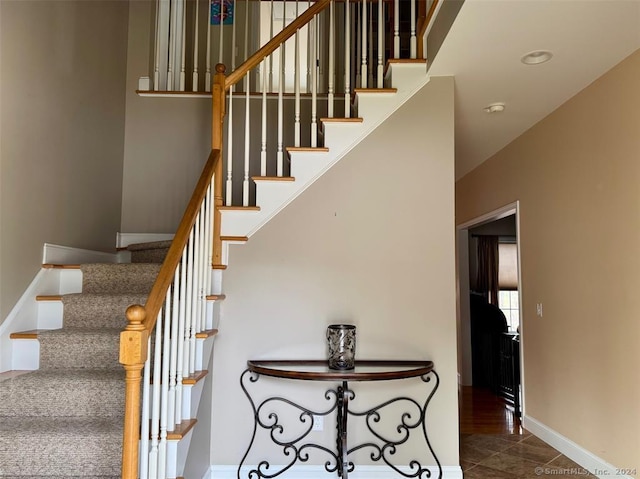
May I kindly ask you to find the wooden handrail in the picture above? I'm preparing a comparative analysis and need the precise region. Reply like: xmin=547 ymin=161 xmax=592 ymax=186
xmin=225 ymin=0 xmax=331 ymax=89
xmin=141 ymin=148 xmax=221 ymax=332
xmin=212 ymin=65 xmax=225 ymax=265
xmin=120 ymin=147 xmax=221 ymax=479
xmin=417 ymin=0 xmax=440 ymax=59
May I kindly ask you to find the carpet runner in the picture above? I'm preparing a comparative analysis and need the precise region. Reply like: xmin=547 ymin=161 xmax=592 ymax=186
xmin=0 ymin=242 xmax=168 ymax=477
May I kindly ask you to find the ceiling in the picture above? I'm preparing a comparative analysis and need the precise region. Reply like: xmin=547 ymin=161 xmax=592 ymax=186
xmin=428 ymin=0 xmax=640 ymax=180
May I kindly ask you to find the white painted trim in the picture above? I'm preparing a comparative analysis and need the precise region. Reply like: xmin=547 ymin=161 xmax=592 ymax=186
xmin=456 ymin=202 xmax=517 ymax=230
xmin=207 ymin=465 xmax=462 ymax=479
xmin=42 ymin=243 xmax=120 ymax=264
xmin=0 ymin=269 xmax=45 ymax=371
xmin=116 ymin=232 xmax=175 ymax=248
xmin=523 ymin=416 xmax=633 ymax=479
xmin=455 ymin=201 xmax=526 ymax=413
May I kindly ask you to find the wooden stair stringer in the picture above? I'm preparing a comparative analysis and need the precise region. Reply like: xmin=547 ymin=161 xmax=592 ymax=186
xmin=220 ymin=63 xmax=431 ymax=238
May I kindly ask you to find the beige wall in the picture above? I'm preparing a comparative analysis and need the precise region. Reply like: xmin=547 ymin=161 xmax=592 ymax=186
xmin=456 ymin=50 xmax=640 ymax=468
xmin=210 ymin=77 xmax=459 ymax=468
xmin=120 ymin=0 xmax=211 ymax=233
xmin=0 ymin=0 xmax=129 ymax=320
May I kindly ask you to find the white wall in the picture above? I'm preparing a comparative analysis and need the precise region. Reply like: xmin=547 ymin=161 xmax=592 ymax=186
xmin=209 ymin=77 xmax=459 ymax=469
xmin=0 ymin=0 xmax=129 ymax=321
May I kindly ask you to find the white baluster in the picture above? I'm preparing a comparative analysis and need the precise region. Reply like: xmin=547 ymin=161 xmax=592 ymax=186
xmin=153 ymin=0 xmax=161 ymax=90
xmin=192 ymin=0 xmax=199 ymax=91
xmin=167 ymin=0 xmax=177 ymax=90
xmin=344 ymin=0 xmax=350 ymax=118
xmin=368 ymin=3 xmax=373 ymax=87
xmin=205 ymin=189 xmax=213 ymax=322
xmin=377 ymin=0 xmax=384 ymax=87
xmin=194 ymin=207 xmax=202 ymax=335
xmin=294 ymin=0 xmax=301 ymax=146
xmin=204 ymin=186 xmax=214 ymax=328
xmin=231 ymin=0 xmax=237 ymax=71
xmin=410 ymin=0 xmax=417 ymax=59
xmin=269 ymin=0 xmax=274 ymax=92
xmin=205 ymin=0 xmax=212 ymax=91
xmin=139 ymin=342 xmax=151 ymax=479
xmin=158 ymin=293 xmax=172 ymax=479
xmin=394 ymin=0 xmax=400 ymax=58
xmin=226 ymin=89 xmax=233 ymax=205
xmin=310 ymin=13 xmax=318 ymax=147
xmin=168 ymin=268 xmax=180 ymax=429
xmin=306 ymin=1 xmax=312 ymax=93
xmin=276 ymin=2 xmax=285 ymax=176
xmin=355 ymin=1 xmax=361 ymax=88
xmin=328 ymin=0 xmax=335 ymax=117
xmin=175 ymin=247 xmax=188 ymax=426
xmin=317 ymin=8 xmax=324 ymax=91
xmin=260 ymin=59 xmax=268 ymax=175
xmin=195 ymin=213 xmax=202 ymax=358
xmin=183 ymin=230 xmax=194 ymax=391
xmin=198 ymin=201 xmax=208 ymax=333
xmin=361 ymin=0 xmax=367 ymax=88
xmin=180 ymin=4 xmax=187 ymax=91
xmin=148 ymin=308 xmax=163 ymax=479
xmin=243 ymin=0 xmax=250 ymax=205
xmin=189 ymin=219 xmax=199 ymax=374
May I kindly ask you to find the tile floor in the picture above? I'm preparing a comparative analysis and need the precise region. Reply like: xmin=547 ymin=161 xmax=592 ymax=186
xmin=460 ymin=432 xmax=597 ymax=478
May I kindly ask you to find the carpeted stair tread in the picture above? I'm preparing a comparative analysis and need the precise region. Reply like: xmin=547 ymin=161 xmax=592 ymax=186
xmin=61 ymin=293 xmax=149 ymax=328
xmin=1 ymin=256 xmax=169 ymax=475
xmin=0 ymin=369 xmax=124 ymax=417
xmin=39 ymin=328 xmax=121 ymax=370
xmin=0 ymin=416 xmax=122 ymax=476
xmin=80 ymin=263 xmax=160 ymax=294
xmin=127 ymin=240 xmax=172 ymax=251
xmin=127 ymin=240 xmax=172 ymax=263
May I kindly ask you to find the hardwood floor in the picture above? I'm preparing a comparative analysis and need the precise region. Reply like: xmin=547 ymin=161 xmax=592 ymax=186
xmin=459 ymin=386 xmax=595 ymax=478
xmin=459 ymin=385 xmax=522 ymax=435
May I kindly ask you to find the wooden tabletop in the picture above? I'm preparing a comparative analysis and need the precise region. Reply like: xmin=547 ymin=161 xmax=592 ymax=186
xmin=247 ymin=359 xmax=434 ymax=382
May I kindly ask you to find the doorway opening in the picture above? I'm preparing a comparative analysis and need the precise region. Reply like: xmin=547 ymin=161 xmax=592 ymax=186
xmin=456 ymin=202 xmax=524 ymax=435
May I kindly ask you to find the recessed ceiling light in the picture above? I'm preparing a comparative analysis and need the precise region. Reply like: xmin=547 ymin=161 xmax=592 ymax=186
xmin=484 ymin=103 xmax=505 ymax=114
xmin=521 ymin=50 xmax=553 ymax=65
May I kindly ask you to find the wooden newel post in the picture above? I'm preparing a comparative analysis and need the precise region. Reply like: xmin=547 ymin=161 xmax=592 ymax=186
xmin=120 ymin=304 xmax=149 ymax=479
xmin=212 ymin=63 xmax=226 ymax=267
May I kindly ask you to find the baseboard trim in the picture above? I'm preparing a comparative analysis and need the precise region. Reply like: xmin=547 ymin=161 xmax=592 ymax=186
xmin=42 ymin=243 xmax=120 ymax=264
xmin=116 ymin=232 xmax=175 ymax=248
xmin=206 ymin=464 xmax=462 ymax=479
xmin=523 ymin=415 xmax=633 ymax=479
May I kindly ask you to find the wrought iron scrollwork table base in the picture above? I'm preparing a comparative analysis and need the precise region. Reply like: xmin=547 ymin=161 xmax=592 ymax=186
xmin=238 ymin=360 xmax=441 ymax=479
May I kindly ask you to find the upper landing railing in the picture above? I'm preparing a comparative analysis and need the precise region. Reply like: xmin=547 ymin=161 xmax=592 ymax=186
xmin=139 ymin=0 xmax=442 ymax=94
xmin=139 ymin=0 xmax=442 ymax=207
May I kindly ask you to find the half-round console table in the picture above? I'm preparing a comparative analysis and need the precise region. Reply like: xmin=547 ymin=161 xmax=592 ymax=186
xmin=239 ymin=360 xmax=441 ymax=479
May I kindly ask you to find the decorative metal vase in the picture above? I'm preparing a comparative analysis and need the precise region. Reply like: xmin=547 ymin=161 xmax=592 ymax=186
xmin=327 ymin=324 xmax=356 ymax=370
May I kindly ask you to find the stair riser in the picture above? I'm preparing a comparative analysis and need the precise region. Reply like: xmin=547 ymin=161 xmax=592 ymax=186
xmin=11 ymin=338 xmax=40 ymax=370
xmin=36 ymin=301 xmax=64 ymax=329
xmin=131 ymin=247 xmax=169 ymax=263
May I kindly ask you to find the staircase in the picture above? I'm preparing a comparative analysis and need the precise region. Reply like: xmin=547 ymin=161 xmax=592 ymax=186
xmin=1 ymin=243 xmax=219 ymax=478
xmin=0 ymin=0 xmax=444 ymax=477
